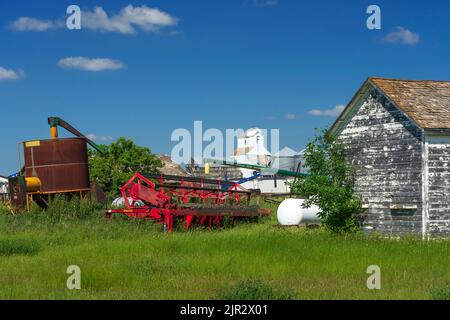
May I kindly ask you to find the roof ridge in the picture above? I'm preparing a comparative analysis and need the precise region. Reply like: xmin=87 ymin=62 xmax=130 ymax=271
xmin=369 ymin=76 xmax=450 ymax=84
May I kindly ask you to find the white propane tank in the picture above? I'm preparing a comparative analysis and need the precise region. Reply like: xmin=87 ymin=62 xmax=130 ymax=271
xmin=277 ymin=198 xmax=321 ymax=226
xmin=112 ymin=197 xmax=144 ymax=208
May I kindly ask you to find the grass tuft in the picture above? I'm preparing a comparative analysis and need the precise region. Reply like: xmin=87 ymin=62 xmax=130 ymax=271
xmin=0 ymin=238 xmax=41 ymax=256
xmin=431 ymin=284 xmax=450 ymax=300
xmin=217 ymin=279 xmax=297 ymax=300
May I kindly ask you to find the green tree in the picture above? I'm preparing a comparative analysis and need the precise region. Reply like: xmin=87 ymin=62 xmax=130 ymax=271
xmin=291 ymin=129 xmax=362 ymax=232
xmin=89 ymin=137 xmax=163 ymax=198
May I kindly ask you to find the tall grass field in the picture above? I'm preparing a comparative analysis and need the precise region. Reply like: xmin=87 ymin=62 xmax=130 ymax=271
xmin=0 ymin=198 xmax=449 ymax=300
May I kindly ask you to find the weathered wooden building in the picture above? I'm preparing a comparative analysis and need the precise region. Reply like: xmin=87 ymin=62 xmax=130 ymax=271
xmin=330 ymin=78 xmax=450 ymax=238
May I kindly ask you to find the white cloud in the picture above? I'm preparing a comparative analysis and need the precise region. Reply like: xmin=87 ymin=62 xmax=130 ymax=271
xmin=87 ymin=134 xmax=114 ymax=142
xmin=252 ymin=0 xmax=278 ymax=6
xmin=10 ymin=17 xmax=60 ymax=31
xmin=284 ymin=113 xmax=298 ymax=120
xmin=58 ymin=57 xmax=124 ymax=72
xmin=308 ymin=104 xmax=345 ymax=117
xmin=382 ymin=27 xmax=420 ymax=46
xmin=0 ymin=67 xmax=24 ymax=81
xmin=264 ymin=113 xmax=298 ymax=121
xmin=10 ymin=5 xmax=178 ymax=35
xmin=81 ymin=5 xmax=178 ymax=34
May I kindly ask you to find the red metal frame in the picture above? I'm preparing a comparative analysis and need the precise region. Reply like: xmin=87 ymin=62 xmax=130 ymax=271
xmin=105 ymin=173 xmax=260 ymax=232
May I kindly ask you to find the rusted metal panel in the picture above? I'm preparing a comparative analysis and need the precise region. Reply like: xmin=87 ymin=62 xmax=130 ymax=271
xmin=23 ymin=137 xmax=90 ymax=193
xmin=8 ymin=176 xmax=27 ymax=209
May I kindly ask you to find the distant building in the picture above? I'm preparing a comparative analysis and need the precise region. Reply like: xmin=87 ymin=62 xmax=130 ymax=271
xmin=186 ymin=161 xmax=242 ymax=180
xmin=0 ymin=176 xmax=9 ymax=201
xmin=271 ymin=146 xmax=302 ymax=172
xmin=240 ymin=175 xmax=292 ymax=195
xmin=188 ymin=127 xmax=306 ymax=195
xmin=296 ymin=149 xmax=309 ymax=175
xmin=230 ymin=130 xmax=305 ymax=194
xmin=232 ymin=127 xmax=271 ymax=178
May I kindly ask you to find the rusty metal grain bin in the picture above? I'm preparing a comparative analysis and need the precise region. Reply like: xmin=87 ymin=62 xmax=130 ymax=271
xmin=23 ymin=138 xmax=90 ymax=193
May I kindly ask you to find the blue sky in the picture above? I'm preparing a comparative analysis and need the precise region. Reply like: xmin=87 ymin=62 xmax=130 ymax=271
xmin=1 ymin=0 xmax=450 ymax=174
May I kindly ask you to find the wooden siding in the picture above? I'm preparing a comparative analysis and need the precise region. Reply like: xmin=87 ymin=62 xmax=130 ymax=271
xmin=339 ymin=87 xmax=424 ymax=236
xmin=426 ymin=143 xmax=450 ymax=237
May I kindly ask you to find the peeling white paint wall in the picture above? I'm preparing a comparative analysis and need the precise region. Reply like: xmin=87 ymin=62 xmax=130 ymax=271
xmin=339 ymin=88 xmax=425 ymax=236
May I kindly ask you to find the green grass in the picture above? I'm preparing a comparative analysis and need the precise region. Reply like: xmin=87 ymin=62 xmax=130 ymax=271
xmin=217 ymin=279 xmax=296 ymax=300
xmin=431 ymin=284 xmax=450 ymax=300
xmin=0 ymin=200 xmax=448 ymax=300
xmin=0 ymin=238 xmax=41 ymax=256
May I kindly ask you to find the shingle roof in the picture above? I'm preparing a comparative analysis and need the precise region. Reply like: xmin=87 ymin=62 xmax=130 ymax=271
xmin=369 ymin=77 xmax=450 ymax=129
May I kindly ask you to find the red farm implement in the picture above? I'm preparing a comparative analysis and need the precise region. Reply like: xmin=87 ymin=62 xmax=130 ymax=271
xmin=105 ymin=173 xmax=265 ymax=232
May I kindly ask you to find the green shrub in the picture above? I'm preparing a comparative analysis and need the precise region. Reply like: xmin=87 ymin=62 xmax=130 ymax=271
xmin=431 ymin=284 xmax=450 ymax=300
xmin=290 ymin=129 xmax=362 ymax=233
xmin=89 ymin=137 xmax=163 ymax=198
xmin=217 ymin=279 xmax=296 ymax=300
xmin=0 ymin=238 xmax=40 ymax=256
